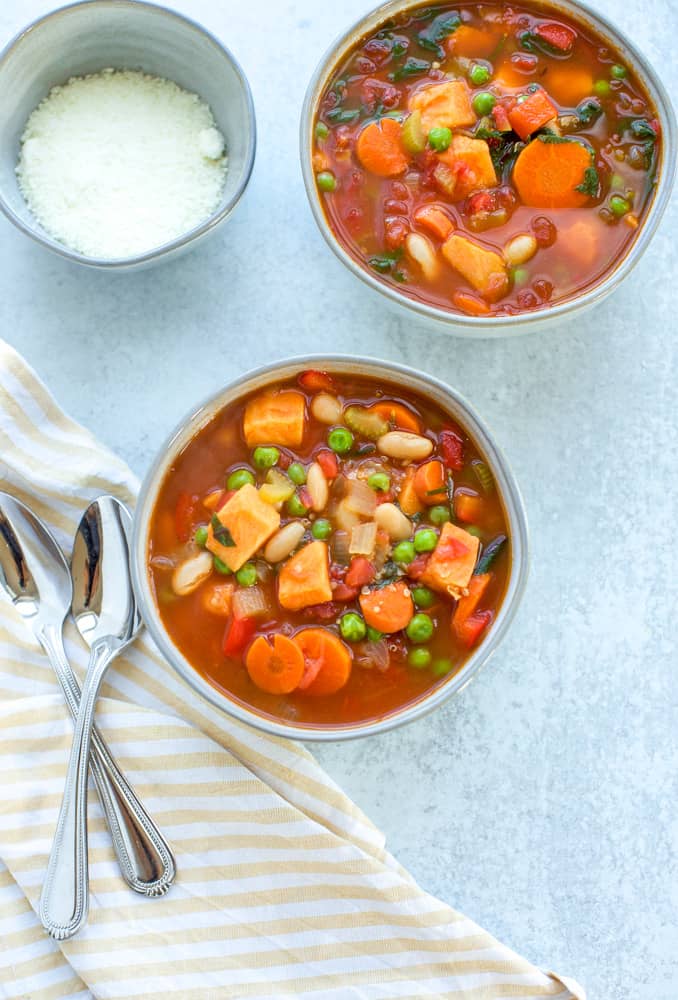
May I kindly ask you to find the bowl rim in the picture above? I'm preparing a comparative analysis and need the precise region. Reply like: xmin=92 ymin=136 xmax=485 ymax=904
xmin=299 ymin=0 xmax=677 ymax=334
xmin=131 ymin=354 xmax=530 ymax=741
xmin=0 ymin=0 xmax=257 ymax=269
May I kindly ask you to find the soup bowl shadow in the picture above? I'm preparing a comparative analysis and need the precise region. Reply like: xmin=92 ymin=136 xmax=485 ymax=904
xmin=299 ymin=0 xmax=677 ymax=337
xmin=131 ymin=356 xmax=529 ymax=741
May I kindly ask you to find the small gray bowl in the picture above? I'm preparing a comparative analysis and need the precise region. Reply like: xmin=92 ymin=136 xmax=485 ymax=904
xmin=0 ymin=0 xmax=256 ymax=269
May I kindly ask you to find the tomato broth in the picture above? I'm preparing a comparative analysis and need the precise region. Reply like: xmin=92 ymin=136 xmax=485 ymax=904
xmin=311 ymin=2 xmax=661 ymax=317
xmin=148 ymin=371 xmax=511 ymax=727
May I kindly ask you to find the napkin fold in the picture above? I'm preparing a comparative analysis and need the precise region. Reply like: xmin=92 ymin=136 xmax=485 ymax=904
xmin=0 ymin=340 xmax=585 ymax=1000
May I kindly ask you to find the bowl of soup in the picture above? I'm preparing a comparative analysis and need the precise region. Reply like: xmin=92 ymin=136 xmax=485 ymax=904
xmin=132 ymin=357 xmax=528 ymax=739
xmin=300 ymin=0 xmax=676 ymax=334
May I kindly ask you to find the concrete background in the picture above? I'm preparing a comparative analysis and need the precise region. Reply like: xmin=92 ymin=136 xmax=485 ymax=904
xmin=1 ymin=1 xmax=676 ymax=996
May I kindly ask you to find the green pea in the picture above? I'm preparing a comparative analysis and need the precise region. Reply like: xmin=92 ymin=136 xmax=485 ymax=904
xmin=236 ymin=563 xmax=257 ymax=587
xmin=368 ymin=471 xmax=391 ymax=492
xmin=406 ymin=613 xmax=434 ymax=644
xmin=429 ymin=505 xmax=451 ymax=526
xmin=610 ymin=172 xmax=625 ymax=190
xmin=317 ymin=171 xmax=337 ymax=192
xmin=194 ymin=525 xmax=208 ymax=547
xmin=594 ymin=79 xmax=611 ymax=98
xmin=469 ymin=63 xmax=491 ymax=86
xmin=466 ymin=526 xmax=483 ymax=538
xmin=472 ymin=91 xmax=496 ymax=116
xmin=609 ymin=194 xmax=630 ymax=217
xmin=315 ymin=121 xmax=329 ymax=140
xmin=252 ymin=446 xmax=280 ymax=469
xmin=312 ymin=518 xmax=332 ymax=539
xmin=428 ymin=126 xmax=452 ymax=152
xmin=366 ymin=626 xmax=383 ymax=642
xmin=411 ymin=585 xmax=435 ymax=609
xmin=213 ymin=555 xmax=232 ymax=575
xmin=328 ymin=427 xmax=354 ymax=454
xmin=414 ymin=528 xmax=438 ymax=553
xmin=287 ymin=493 xmax=308 ymax=517
xmin=432 ymin=658 xmax=453 ymax=677
xmin=408 ymin=648 xmax=432 ymax=669
xmin=227 ymin=467 xmax=255 ymax=491
xmin=512 ymin=266 xmax=529 ymax=287
xmin=392 ymin=540 xmax=415 ymax=565
xmin=288 ymin=462 xmax=306 ymax=485
xmin=340 ymin=612 xmax=367 ymax=643
xmin=610 ymin=64 xmax=627 ymax=79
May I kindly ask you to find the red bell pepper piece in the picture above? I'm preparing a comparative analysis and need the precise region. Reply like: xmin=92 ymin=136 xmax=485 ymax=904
xmin=454 ymin=610 xmax=493 ymax=648
xmin=534 ymin=21 xmax=576 ymax=54
xmin=222 ymin=616 xmax=256 ymax=657
xmin=174 ymin=491 xmax=197 ymax=543
xmin=298 ymin=369 xmax=335 ymax=393
xmin=345 ymin=557 xmax=376 ymax=588
xmin=440 ymin=429 xmax=464 ymax=470
xmin=407 ymin=553 xmax=431 ymax=580
xmin=315 ymin=449 xmax=339 ymax=479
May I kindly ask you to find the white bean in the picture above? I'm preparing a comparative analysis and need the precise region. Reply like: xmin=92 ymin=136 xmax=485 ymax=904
xmin=405 ymin=232 xmax=441 ymax=281
xmin=171 ymin=550 xmax=213 ymax=596
xmin=311 ymin=392 xmax=342 ymax=424
xmin=503 ymin=233 xmax=538 ymax=266
xmin=306 ymin=461 xmax=329 ymax=511
xmin=377 ymin=431 xmax=433 ymax=462
xmin=263 ymin=521 xmax=305 ymax=563
xmin=374 ymin=503 xmax=413 ymax=541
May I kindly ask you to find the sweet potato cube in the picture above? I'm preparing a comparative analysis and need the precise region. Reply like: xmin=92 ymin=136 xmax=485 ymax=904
xmin=442 ymin=233 xmax=509 ymax=301
xmin=206 ymin=483 xmax=280 ymax=572
xmin=544 ymin=65 xmax=594 ymax=107
xmin=507 ymin=89 xmax=558 ymax=140
xmin=408 ymin=80 xmax=475 ymax=133
xmin=243 ymin=390 xmax=306 ymax=448
xmin=447 ymin=24 xmax=501 ymax=59
xmin=420 ymin=522 xmax=480 ymax=599
xmin=278 ymin=540 xmax=332 ymax=611
xmin=437 ymin=135 xmax=497 ymax=200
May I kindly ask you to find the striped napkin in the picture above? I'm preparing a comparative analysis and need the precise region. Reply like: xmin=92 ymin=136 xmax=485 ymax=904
xmin=0 ymin=338 xmax=584 ymax=1000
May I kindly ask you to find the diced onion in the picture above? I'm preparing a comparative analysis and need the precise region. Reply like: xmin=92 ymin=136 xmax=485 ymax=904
xmin=344 ymin=478 xmax=377 ymax=518
xmin=354 ymin=640 xmax=390 ymax=672
xmin=332 ymin=529 xmax=350 ymax=565
xmin=232 ymin=585 xmax=270 ymax=620
xmin=349 ymin=522 xmax=377 ymax=556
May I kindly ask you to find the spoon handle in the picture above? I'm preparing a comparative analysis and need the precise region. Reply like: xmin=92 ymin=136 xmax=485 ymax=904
xmin=39 ymin=634 xmax=174 ymax=938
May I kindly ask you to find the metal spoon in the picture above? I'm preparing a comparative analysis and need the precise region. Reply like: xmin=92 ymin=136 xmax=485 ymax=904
xmin=39 ymin=496 xmax=175 ymax=939
xmin=0 ymin=494 xmax=175 ymax=902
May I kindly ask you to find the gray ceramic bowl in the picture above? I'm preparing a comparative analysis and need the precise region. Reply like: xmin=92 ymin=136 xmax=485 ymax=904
xmin=0 ymin=0 xmax=256 ymax=269
xmin=300 ymin=0 xmax=677 ymax=336
xmin=131 ymin=355 xmax=529 ymax=741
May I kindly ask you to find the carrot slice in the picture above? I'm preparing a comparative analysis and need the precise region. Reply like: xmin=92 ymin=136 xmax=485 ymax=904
xmin=413 ymin=204 xmax=455 ymax=241
xmin=414 ymin=460 xmax=446 ymax=506
xmin=507 ymin=89 xmax=558 ymax=140
xmin=246 ymin=634 xmax=305 ymax=694
xmin=294 ymin=628 xmax=353 ymax=696
xmin=452 ymin=573 xmax=491 ymax=639
xmin=512 ymin=138 xmax=592 ymax=209
xmin=371 ymin=401 xmax=421 ymax=433
xmin=452 ymin=290 xmax=491 ymax=316
xmin=356 ymin=118 xmax=408 ymax=177
xmin=454 ymin=491 xmax=485 ymax=524
xmin=398 ymin=466 xmax=423 ymax=516
xmin=359 ymin=580 xmax=414 ymax=634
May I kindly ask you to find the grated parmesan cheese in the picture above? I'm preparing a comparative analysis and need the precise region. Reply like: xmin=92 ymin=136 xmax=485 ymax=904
xmin=16 ymin=68 xmax=228 ymax=259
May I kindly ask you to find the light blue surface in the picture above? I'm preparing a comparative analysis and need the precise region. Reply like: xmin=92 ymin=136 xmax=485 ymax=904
xmin=0 ymin=1 xmax=676 ymax=997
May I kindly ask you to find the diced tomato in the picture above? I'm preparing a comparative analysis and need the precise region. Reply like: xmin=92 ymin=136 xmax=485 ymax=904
xmin=407 ymin=553 xmax=431 ymax=580
xmin=511 ymin=51 xmax=538 ymax=73
xmin=316 ymin=449 xmax=339 ymax=479
xmin=440 ymin=429 xmax=464 ymax=470
xmin=346 ymin=557 xmax=376 ymax=588
xmin=534 ymin=21 xmax=576 ymax=54
xmin=492 ymin=102 xmax=511 ymax=132
xmin=384 ymin=216 xmax=409 ymax=250
xmin=361 ymin=77 xmax=400 ymax=112
xmin=299 ymin=486 xmax=313 ymax=509
xmin=375 ymin=490 xmax=394 ymax=505
xmin=436 ymin=535 xmax=471 ymax=560
xmin=455 ymin=609 xmax=493 ymax=648
xmin=298 ymin=369 xmax=335 ymax=393
xmin=465 ymin=190 xmax=495 ymax=216
xmin=363 ymin=37 xmax=393 ymax=64
xmin=222 ymin=616 xmax=256 ymax=657
xmin=277 ymin=450 xmax=292 ymax=470
xmin=332 ymin=582 xmax=360 ymax=601
xmin=174 ymin=491 xmax=197 ymax=543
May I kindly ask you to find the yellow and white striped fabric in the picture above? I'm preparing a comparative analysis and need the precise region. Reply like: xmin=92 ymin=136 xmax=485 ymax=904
xmin=0 ymin=339 xmax=585 ymax=1000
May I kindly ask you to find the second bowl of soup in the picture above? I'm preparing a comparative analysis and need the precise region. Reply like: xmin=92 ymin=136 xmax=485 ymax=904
xmin=132 ymin=357 xmax=528 ymax=739
xmin=301 ymin=0 xmax=676 ymax=334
